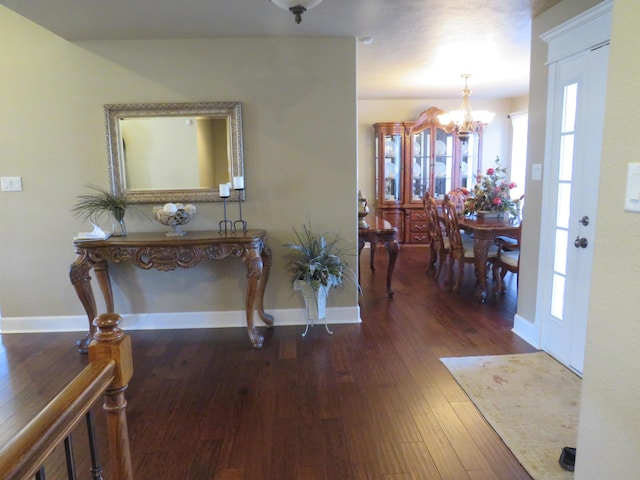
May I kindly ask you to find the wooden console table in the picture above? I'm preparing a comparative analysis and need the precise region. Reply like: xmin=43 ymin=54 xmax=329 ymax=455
xmin=358 ymin=217 xmax=399 ymax=297
xmin=69 ymin=230 xmax=273 ymax=352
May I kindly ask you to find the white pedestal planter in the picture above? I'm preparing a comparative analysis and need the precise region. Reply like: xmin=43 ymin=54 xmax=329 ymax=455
xmin=293 ymin=280 xmax=333 ymax=336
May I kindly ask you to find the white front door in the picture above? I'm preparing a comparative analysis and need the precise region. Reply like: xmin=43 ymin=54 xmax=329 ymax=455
xmin=538 ymin=2 xmax=611 ymax=375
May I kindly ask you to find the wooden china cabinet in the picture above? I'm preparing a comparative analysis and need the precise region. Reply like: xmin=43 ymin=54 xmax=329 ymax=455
xmin=374 ymin=107 xmax=483 ymax=243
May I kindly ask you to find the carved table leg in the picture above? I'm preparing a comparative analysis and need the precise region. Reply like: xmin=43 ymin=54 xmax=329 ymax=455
xmin=357 ymin=236 xmax=366 ymax=288
xmin=256 ymin=245 xmax=274 ymax=327
xmin=369 ymin=238 xmax=378 ymax=272
xmin=93 ymin=260 xmax=114 ymax=313
xmin=473 ymin=237 xmax=494 ymax=302
xmin=69 ymin=256 xmax=97 ymax=353
xmin=244 ymin=246 xmax=268 ymax=349
xmin=383 ymin=238 xmax=399 ymax=297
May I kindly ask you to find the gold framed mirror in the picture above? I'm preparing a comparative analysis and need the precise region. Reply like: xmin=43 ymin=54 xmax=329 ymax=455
xmin=105 ymin=102 xmax=244 ymax=203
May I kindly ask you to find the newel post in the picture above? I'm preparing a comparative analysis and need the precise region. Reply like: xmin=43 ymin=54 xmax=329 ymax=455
xmin=88 ymin=313 xmax=134 ymax=480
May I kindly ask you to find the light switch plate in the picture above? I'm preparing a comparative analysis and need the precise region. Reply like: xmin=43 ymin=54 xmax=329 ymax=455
xmin=532 ymin=164 xmax=542 ymax=181
xmin=624 ymin=163 xmax=640 ymax=213
xmin=1 ymin=176 xmax=23 ymax=192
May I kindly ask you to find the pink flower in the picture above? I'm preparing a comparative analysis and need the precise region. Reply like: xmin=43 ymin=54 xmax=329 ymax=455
xmin=509 ymin=182 xmax=517 ymax=189
xmin=492 ymin=197 xmax=502 ymax=205
xmin=486 ymin=168 xmax=495 ymax=175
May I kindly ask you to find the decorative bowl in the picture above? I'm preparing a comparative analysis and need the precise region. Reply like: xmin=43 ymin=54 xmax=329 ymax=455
xmin=152 ymin=203 xmax=196 ymax=236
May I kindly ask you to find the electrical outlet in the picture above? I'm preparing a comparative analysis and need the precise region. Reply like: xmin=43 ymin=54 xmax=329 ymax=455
xmin=1 ymin=176 xmax=23 ymax=192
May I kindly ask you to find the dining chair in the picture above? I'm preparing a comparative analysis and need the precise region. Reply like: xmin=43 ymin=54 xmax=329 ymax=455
xmin=492 ymin=222 xmax=522 ymax=293
xmin=495 ymin=195 xmax=524 ymax=250
xmin=446 ymin=188 xmax=469 ymax=214
xmin=441 ymin=195 xmax=497 ymax=292
xmin=423 ymin=191 xmax=449 ymax=280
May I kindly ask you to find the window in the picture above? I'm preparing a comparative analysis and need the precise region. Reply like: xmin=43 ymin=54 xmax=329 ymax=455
xmin=509 ymin=111 xmax=528 ymax=200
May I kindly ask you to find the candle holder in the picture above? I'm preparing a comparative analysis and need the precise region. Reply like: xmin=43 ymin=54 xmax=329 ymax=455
xmin=233 ymin=189 xmax=247 ymax=233
xmin=218 ymin=197 xmax=233 ymax=234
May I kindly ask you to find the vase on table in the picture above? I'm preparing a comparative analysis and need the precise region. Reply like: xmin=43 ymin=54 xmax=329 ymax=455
xmin=358 ymin=190 xmax=370 ymax=229
xmin=475 ymin=210 xmax=503 ymax=219
xmin=111 ymin=209 xmax=128 ymax=236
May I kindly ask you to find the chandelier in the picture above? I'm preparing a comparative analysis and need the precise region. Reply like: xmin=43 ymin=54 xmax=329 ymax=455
xmin=437 ymin=74 xmax=495 ymax=142
xmin=270 ymin=0 xmax=322 ymax=24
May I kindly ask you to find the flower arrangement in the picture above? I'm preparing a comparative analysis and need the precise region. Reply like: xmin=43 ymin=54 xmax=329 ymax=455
xmin=283 ymin=223 xmax=355 ymax=290
xmin=463 ymin=157 xmax=521 ymax=217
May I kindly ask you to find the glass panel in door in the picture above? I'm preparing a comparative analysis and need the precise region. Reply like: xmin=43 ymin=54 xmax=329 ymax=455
xmin=383 ymin=134 xmax=402 ymax=202
xmin=411 ymin=129 xmax=431 ymax=201
xmin=434 ymin=129 xmax=453 ymax=198
xmin=550 ymin=82 xmax=577 ymax=322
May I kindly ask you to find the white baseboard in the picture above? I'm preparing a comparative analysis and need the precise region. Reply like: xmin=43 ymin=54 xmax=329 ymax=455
xmin=512 ymin=313 xmax=541 ymax=349
xmin=0 ymin=306 xmax=362 ymax=334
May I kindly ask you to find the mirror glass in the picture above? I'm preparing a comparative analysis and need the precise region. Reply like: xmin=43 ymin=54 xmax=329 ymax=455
xmin=105 ymin=102 xmax=244 ymax=203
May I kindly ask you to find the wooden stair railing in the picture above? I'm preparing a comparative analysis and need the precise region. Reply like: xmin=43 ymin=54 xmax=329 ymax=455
xmin=0 ymin=313 xmax=134 ymax=480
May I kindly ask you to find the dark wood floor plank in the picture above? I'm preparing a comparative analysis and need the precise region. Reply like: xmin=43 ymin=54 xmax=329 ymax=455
xmin=400 ymin=441 xmax=443 ymax=480
xmin=185 ymin=438 xmax=222 ymax=479
xmin=406 ymin=388 xmax=471 ymax=480
xmin=421 ymin=386 xmax=491 ymax=472
xmin=374 ymin=385 xmax=423 ymax=443
xmin=0 ymin=246 xmax=534 ymax=479
xmin=321 ymin=417 xmax=354 ymax=480
xmin=451 ymin=400 xmax=532 ymax=480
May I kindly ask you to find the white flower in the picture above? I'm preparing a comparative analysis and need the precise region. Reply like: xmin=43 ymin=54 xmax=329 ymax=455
xmin=163 ymin=203 xmax=178 ymax=214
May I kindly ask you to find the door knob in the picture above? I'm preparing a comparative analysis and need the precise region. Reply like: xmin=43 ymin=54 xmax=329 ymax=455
xmin=574 ymin=236 xmax=588 ymax=248
xmin=578 ymin=215 xmax=590 ymax=226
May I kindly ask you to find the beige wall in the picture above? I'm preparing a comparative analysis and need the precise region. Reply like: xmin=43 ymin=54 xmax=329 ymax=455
xmin=0 ymin=6 xmax=358 ymax=322
xmin=576 ymin=0 xmax=640 ymax=477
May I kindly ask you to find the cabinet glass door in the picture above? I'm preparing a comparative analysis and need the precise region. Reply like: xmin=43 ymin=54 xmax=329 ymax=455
xmin=460 ymin=133 xmax=479 ymax=190
xmin=434 ymin=129 xmax=454 ymax=198
xmin=383 ymin=134 xmax=402 ymax=202
xmin=411 ymin=129 xmax=431 ymax=201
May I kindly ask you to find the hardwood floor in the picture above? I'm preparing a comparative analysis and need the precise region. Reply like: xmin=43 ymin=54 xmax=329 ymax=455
xmin=0 ymin=245 xmax=535 ymax=479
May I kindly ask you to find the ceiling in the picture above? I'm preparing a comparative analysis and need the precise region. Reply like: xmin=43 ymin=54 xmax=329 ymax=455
xmin=1 ymin=0 xmax=561 ymax=99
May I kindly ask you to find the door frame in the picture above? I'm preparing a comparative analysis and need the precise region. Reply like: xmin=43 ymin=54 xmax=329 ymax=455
xmin=534 ymin=0 xmax=612 ymax=374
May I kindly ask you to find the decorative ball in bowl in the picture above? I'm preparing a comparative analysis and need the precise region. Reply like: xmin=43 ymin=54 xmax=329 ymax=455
xmin=152 ymin=203 xmax=196 ymax=236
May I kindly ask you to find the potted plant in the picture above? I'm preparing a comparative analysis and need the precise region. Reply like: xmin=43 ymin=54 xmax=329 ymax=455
xmin=283 ymin=223 xmax=356 ymax=336
xmin=72 ymin=185 xmax=129 ymax=236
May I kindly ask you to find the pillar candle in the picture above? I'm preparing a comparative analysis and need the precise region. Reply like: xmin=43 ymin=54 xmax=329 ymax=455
xmin=233 ymin=176 xmax=244 ymax=190
xmin=219 ymin=183 xmax=230 ymax=198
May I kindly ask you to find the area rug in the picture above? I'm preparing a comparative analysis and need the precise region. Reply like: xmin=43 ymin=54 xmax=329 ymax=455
xmin=440 ymin=352 xmax=581 ymax=480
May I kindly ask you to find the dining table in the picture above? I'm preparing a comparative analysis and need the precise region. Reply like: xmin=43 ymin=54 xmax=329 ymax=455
xmin=358 ymin=217 xmax=399 ymax=297
xmin=456 ymin=215 xmax=521 ymax=301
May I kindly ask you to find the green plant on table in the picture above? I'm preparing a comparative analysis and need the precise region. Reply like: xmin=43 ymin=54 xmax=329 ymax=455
xmin=72 ymin=184 xmax=129 ymax=234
